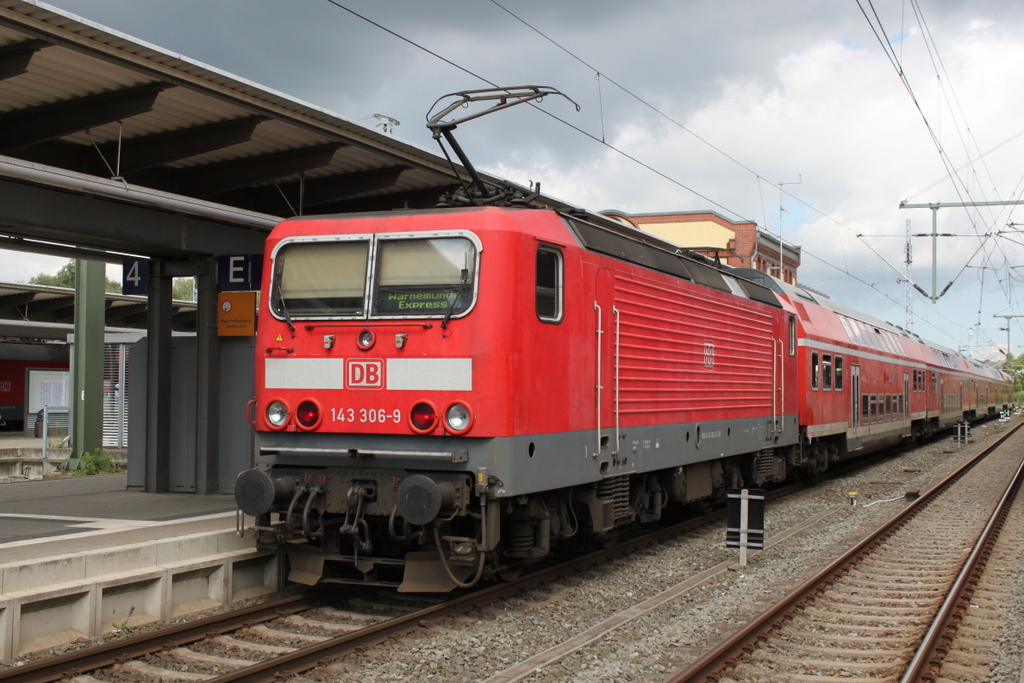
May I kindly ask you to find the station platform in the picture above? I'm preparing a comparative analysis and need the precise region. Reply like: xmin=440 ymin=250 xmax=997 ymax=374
xmin=0 ymin=460 xmax=281 ymax=661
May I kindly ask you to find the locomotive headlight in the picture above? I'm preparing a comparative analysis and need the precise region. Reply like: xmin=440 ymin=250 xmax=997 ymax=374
xmin=444 ymin=401 xmax=473 ymax=434
xmin=357 ymin=329 xmax=376 ymax=350
xmin=266 ymin=400 xmax=289 ymax=429
xmin=409 ymin=401 xmax=439 ymax=433
xmin=296 ymin=400 xmax=322 ymax=430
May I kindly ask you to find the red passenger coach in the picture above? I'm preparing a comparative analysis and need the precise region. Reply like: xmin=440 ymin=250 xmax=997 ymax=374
xmin=737 ymin=270 xmax=1013 ymax=468
xmin=236 ymin=206 xmax=803 ymax=591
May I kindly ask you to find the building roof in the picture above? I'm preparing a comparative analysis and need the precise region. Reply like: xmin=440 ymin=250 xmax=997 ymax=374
xmin=0 ymin=0 xmax=575 ymax=261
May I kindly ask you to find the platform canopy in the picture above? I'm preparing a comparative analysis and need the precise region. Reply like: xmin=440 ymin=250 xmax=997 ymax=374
xmin=0 ymin=281 xmax=196 ymax=339
xmin=0 ymin=0 xmax=573 ymax=263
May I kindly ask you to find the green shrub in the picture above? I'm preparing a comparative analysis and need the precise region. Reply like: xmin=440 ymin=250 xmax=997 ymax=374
xmin=73 ymin=448 xmax=124 ymax=476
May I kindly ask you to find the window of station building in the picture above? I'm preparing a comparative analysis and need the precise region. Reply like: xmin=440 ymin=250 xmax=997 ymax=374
xmin=788 ymin=316 xmax=796 ymax=356
xmin=811 ymin=351 xmax=819 ymax=389
xmin=536 ymin=246 xmax=564 ymax=323
xmin=822 ymin=354 xmax=833 ymax=390
xmin=835 ymin=356 xmax=844 ymax=390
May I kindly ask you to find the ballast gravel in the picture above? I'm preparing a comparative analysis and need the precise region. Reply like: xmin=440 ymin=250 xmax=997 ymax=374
xmin=311 ymin=418 xmax=1024 ymax=683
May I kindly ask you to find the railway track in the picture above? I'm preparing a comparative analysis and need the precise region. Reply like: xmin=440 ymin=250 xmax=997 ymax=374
xmin=0 ymin=511 xmax=727 ymax=682
xmin=669 ymin=419 xmax=1024 ymax=683
xmin=2 ymin=423 xmax=1013 ymax=683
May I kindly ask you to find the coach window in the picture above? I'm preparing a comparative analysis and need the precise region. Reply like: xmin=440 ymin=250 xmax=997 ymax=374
xmin=861 ymin=394 xmax=869 ymax=423
xmin=822 ymin=354 xmax=832 ymax=390
xmin=536 ymin=246 xmax=563 ymax=323
xmin=788 ymin=316 xmax=796 ymax=356
xmin=885 ymin=395 xmax=892 ymax=420
xmin=835 ymin=356 xmax=844 ymax=390
xmin=869 ymin=394 xmax=877 ymax=423
xmin=931 ymin=372 xmax=938 ymax=393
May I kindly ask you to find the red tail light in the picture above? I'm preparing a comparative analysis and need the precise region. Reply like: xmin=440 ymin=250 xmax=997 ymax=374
xmin=410 ymin=402 xmax=438 ymax=433
xmin=296 ymin=400 xmax=322 ymax=430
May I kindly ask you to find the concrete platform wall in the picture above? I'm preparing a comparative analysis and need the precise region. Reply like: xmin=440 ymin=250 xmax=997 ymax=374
xmin=0 ymin=527 xmax=283 ymax=659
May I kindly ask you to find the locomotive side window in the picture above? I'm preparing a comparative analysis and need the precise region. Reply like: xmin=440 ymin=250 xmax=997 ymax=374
xmin=788 ymin=316 xmax=796 ymax=356
xmin=835 ymin=356 xmax=844 ymax=390
xmin=374 ymin=237 xmax=477 ymax=317
xmin=811 ymin=351 xmax=819 ymax=389
xmin=274 ymin=240 xmax=369 ymax=317
xmin=536 ymin=246 xmax=563 ymax=323
xmin=822 ymin=354 xmax=832 ymax=390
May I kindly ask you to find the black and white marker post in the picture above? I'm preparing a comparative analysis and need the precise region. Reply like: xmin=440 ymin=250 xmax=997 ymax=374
xmin=726 ymin=488 xmax=765 ymax=567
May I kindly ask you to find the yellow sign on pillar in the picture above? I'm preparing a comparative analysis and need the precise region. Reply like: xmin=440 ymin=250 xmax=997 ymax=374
xmin=217 ymin=291 xmax=257 ymax=336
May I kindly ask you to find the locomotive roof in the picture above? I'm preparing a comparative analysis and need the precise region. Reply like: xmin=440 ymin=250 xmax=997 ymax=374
xmin=560 ymin=211 xmax=783 ymax=309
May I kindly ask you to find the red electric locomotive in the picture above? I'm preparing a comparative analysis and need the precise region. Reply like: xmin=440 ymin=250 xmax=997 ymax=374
xmin=235 ymin=206 xmax=804 ymax=591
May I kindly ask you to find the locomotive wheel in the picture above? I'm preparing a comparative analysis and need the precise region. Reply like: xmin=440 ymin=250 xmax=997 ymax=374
xmin=599 ymin=531 xmax=620 ymax=548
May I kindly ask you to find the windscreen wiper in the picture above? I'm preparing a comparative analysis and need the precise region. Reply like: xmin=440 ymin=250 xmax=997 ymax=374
xmin=271 ymin=267 xmax=296 ymax=332
xmin=441 ymin=269 xmax=469 ymax=330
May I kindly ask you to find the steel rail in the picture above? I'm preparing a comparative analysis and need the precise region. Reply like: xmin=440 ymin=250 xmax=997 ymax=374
xmin=0 ymin=592 xmax=326 ymax=683
xmin=666 ymin=419 xmax=1024 ymax=683
xmin=901 ymin=432 xmax=1024 ymax=682
xmin=203 ymin=518 xmax=717 ymax=683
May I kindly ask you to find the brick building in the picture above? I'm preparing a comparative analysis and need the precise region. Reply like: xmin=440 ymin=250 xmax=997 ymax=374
xmin=601 ymin=210 xmax=801 ymax=284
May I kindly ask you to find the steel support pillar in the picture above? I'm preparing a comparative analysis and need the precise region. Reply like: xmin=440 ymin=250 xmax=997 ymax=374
xmin=72 ymin=259 xmax=105 ymax=458
xmin=145 ymin=261 xmax=173 ymax=492
xmin=195 ymin=260 xmax=221 ymax=494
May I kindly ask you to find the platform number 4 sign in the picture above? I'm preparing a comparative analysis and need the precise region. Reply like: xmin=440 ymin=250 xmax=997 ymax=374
xmin=122 ymin=259 xmax=150 ymax=296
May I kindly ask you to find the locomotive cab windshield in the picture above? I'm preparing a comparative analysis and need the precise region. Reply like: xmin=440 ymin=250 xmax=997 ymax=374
xmin=270 ymin=233 xmax=480 ymax=321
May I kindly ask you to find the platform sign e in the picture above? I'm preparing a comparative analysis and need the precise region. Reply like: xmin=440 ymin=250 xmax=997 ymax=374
xmin=217 ymin=254 xmax=263 ymax=292
xmin=122 ymin=258 xmax=150 ymax=296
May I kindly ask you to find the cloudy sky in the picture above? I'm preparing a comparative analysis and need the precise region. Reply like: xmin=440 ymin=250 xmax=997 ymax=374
xmin=16 ymin=0 xmax=1024 ymax=358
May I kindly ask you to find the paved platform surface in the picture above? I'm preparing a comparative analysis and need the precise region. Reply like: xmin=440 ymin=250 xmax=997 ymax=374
xmin=0 ymin=473 xmax=238 ymax=563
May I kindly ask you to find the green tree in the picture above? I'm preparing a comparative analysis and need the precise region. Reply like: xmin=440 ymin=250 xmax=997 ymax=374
xmin=28 ymin=260 xmax=122 ymax=293
xmin=1003 ymin=352 xmax=1024 ymax=402
xmin=172 ymin=277 xmax=195 ymax=302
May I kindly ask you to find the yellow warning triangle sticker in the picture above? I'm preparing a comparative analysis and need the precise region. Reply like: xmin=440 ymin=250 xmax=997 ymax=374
xmin=275 ymin=334 xmax=284 ymax=342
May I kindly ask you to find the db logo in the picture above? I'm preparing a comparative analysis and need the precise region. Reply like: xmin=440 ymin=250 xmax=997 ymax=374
xmin=347 ymin=359 xmax=383 ymax=389
xmin=703 ymin=341 xmax=715 ymax=369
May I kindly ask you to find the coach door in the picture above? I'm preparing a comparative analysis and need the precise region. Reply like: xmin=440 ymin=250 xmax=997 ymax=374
xmin=904 ymin=372 xmax=911 ymax=434
xmin=850 ymin=364 xmax=861 ymax=431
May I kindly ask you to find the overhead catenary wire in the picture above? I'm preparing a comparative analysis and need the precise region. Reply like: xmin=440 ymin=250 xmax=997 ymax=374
xmin=320 ymin=0 xmax=1007 ymax=350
